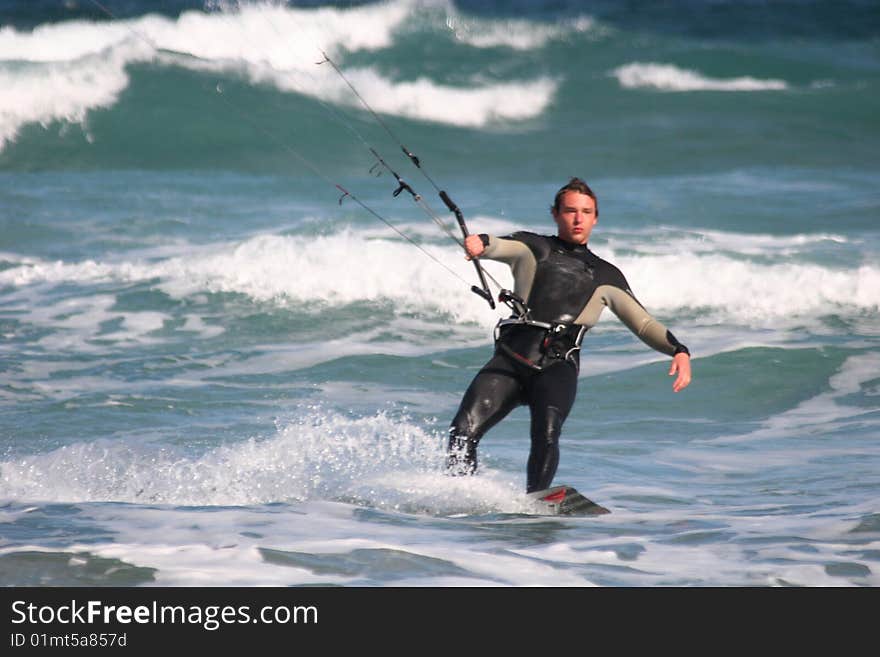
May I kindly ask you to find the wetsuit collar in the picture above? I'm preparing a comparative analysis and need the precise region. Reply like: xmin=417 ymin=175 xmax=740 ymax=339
xmin=553 ymin=235 xmax=589 ymax=252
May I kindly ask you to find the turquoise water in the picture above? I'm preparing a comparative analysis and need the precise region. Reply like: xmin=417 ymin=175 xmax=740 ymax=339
xmin=1 ymin=0 xmax=878 ymax=587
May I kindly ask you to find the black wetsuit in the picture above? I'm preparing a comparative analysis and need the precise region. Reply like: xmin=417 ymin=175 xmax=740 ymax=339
xmin=447 ymin=231 xmax=689 ymax=493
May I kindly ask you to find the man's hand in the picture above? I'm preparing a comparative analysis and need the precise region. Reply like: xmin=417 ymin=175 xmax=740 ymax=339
xmin=464 ymin=234 xmax=485 ymax=260
xmin=669 ymin=352 xmax=692 ymax=393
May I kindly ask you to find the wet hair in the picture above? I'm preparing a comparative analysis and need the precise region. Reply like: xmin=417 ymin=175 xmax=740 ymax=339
xmin=551 ymin=177 xmax=598 ymax=217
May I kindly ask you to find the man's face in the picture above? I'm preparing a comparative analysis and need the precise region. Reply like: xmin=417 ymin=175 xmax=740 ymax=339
xmin=552 ymin=191 xmax=597 ymax=245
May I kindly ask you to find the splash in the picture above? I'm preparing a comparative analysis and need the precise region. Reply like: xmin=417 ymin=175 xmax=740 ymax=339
xmin=0 ymin=407 xmax=532 ymax=514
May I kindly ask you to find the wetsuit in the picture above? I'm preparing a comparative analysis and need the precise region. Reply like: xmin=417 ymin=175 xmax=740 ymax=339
xmin=447 ymin=231 xmax=689 ymax=493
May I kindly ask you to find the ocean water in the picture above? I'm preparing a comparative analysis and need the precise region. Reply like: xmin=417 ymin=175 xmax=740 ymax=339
xmin=0 ymin=0 xmax=878 ymax=588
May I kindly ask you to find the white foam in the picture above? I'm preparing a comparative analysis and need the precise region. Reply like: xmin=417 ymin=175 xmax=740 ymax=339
xmin=610 ymin=250 xmax=880 ymax=323
xmin=180 ymin=314 xmax=225 ymax=339
xmin=3 ymin=227 xmax=877 ymax=351
xmin=0 ymin=0 xmax=557 ymax=149
xmin=355 ymin=213 xmax=523 ymax=242
xmin=446 ymin=11 xmax=598 ymax=50
xmin=612 ymin=62 xmax=788 ymax=92
xmin=0 ymin=38 xmax=151 ymax=147
xmin=0 ymin=230 xmax=508 ymax=328
xmin=0 ymin=291 xmax=172 ymax=354
xmin=511 ymin=527 xmax=874 ymax=586
xmin=292 ymin=66 xmax=556 ymax=127
xmin=601 ymin=225 xmax=852 ymax=257
xmin=0 ymin=496 xmax=605 ymax=586
xmin=6 ymin=493 xmax=873 ymax=586
xmin=0 ymin=406 xmax=537 ymax=517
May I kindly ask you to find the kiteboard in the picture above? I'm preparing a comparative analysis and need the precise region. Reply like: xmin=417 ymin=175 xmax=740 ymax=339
xmin=526 ymin=485 xmax=610 ymax=516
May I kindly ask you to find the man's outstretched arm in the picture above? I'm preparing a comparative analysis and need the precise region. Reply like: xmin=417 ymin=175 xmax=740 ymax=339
xmin=588 ymin=285 xmax=693 ymax=393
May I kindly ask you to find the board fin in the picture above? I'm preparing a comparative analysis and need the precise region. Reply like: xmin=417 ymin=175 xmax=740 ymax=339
xmin=526 ymin=485 xmax=610 ymax=516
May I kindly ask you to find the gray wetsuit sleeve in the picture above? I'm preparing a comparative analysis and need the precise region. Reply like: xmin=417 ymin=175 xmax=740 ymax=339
xmin=575 ymin=285 xmax=684 ymax=357
xmin=482 ymin=235 xmax=537 ymax=302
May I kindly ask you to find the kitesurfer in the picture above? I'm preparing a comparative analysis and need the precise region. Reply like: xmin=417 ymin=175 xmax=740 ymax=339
xmin=446 ymin=177 xmax=692 ymax=493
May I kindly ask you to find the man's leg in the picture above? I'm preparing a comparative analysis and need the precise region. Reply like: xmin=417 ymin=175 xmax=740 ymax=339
xmin=447 ymin=354 xmax=522 ymax=476
xmin=525 ymin=360 xmax=578 ymax=492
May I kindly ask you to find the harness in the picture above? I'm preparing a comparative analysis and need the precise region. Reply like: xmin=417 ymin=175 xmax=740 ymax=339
xmin=493 ymin=290 xmax=587 ymax=371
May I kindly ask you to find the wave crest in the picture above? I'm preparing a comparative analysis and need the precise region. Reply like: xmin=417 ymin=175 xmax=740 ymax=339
xmin=612 ymin=62 xmax=788 ymax=92
xmin=0 ymin=0 xmax=557 ymax=151
xmin=3 ymin=228 xmax=877 ymax=330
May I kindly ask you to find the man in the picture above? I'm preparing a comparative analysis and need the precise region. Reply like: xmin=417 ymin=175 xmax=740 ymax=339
xmin=447 ymin=177 xmax=692 ymax=493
